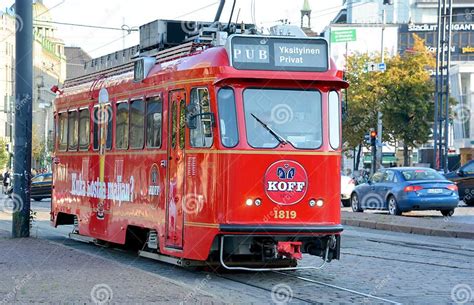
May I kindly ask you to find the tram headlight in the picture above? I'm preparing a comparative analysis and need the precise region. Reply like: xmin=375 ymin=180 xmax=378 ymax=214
xmin=309 ymin=199 xmax=324 ymax=207
xmin=246 ymin=198 xmax=262 ymax=207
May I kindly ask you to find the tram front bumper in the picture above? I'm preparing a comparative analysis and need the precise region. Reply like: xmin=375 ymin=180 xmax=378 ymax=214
xmin=219 ymin=224 xmax=344 ymax=234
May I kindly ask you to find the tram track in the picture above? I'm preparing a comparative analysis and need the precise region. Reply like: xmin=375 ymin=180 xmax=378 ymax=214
xmin=365 ymin=238 xmax=474 ymax=256
xmin=212 ymin=269 xmax=401 ymax=304
xmin=213 ymin=273 xmax=322 ymax=304
xmin=341 ymin=251 xmax=472 ymax=270
xmin=272 ymin=271 xmax=402 ymax=305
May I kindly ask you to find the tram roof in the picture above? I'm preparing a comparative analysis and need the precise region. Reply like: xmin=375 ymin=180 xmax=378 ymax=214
xmin=56 ymin=43 xmax=347 ymax=106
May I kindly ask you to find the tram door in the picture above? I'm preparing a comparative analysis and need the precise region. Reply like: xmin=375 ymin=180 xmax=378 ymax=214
xmin=165 ymin=90 xmax=186 ymax=248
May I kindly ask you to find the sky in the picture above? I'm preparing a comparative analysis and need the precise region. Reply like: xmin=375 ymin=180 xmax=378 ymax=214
xmin=1 ymin=0 xmax=344 ymax=58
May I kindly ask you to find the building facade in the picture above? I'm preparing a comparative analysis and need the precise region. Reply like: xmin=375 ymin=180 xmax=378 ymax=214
xmin=329 ymin=0 xmax=474 ymax=167
xmin=0 ymin=1 xmax=66 ymax=169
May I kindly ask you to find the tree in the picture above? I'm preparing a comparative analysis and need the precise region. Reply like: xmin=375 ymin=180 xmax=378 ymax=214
xmin=343 ymin=53 xmax=385 ymax=169
xmin=381 ymin=34 xmax=435 ymax=165
xmin=0 ymin=138 xmax=9 ymax=170
xmin=32 ymin=124 xmax=46 ymax=167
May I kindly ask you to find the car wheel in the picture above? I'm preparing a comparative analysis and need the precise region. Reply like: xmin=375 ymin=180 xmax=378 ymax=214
xmin=351 ymin=193 xmax=363 ymax=212
xmin=387 ymin=196 xmax=401 ymax=216
xmin=341 ymin=199 xmax=350 ymax=207
xmin=441 ymin=209 xmax=455 ymax=217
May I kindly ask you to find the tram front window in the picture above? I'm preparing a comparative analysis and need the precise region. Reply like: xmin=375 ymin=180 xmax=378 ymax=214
xmin=243 ymin=89 xmax=322 ymax=149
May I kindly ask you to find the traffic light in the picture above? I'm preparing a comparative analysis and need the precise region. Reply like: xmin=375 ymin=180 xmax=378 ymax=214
xmin=364 ymin=133 xmax=371 ymax=145
xmin=370 ymin=130 xmax=377 ymax=146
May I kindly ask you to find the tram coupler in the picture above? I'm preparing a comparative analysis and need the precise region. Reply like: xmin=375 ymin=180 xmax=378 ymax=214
xmin=277 ymin=241 xmax=302 ymax=260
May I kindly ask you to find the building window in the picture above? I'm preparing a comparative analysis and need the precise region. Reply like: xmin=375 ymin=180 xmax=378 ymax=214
xmin=68 ymin=110 xmax=78 ymax=151
xmin=58 ymin=112 xmax=68 ymax=151
xmin=129 ymin=99 xmax=145 ymax=149
xmin=116 ymin=102 xmax=129 ymax=149
xmin=78 ymin=108 xmax=90 ymax=151
xmin=146 ymin=97 xmax=162 ymax=148
xmin=190 ymin=87 xmax=213 ymax=148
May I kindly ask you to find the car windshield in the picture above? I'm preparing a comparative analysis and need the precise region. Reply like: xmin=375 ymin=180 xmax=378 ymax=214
xmin=401 ymin=169 xmax=446 ymax=181
xmin=243 ymin=88 xmax=322 ymax=149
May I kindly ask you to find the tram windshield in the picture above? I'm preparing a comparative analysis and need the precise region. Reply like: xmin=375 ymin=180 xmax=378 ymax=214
xmin=243 ymin=89 xmax=322 ymax=149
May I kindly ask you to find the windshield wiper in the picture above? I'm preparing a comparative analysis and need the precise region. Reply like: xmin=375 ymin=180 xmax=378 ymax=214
xmin=250 ymin=113 xmax=291 ymax=146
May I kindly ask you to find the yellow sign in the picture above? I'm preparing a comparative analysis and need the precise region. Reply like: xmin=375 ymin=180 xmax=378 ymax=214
xmin=462 ymin=46 xmax=474 ymax=53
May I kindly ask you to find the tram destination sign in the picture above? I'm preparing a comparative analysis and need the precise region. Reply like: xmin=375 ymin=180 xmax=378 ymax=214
xmin=228 ymin=36 xmax=329 ymax=72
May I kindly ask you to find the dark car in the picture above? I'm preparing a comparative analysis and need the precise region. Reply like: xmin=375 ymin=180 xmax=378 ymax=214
xmin=350 ymin=167 xmax=459 ymax=216
xmin=30 ymin=173 xmax=52 ymax=201
xmin=445 ymin=160 xmax=474 ymax=206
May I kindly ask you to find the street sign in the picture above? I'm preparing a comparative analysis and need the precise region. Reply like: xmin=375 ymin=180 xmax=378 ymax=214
xmin=367 ymin=62 xmax=377 ymax=72
xmin=378 ymin=62 xmax=386 ymax=72
xmin=330 ymin=29 xmax=357 ymax=43
xmin=367 ymin=62 xmax=386 ymax=72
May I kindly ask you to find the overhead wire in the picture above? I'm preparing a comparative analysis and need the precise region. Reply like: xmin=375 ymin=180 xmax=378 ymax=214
xmin=172 ymin=1 xmax=220 ymax=19
xmin=33 ymin=20 xmax=138 ymax=32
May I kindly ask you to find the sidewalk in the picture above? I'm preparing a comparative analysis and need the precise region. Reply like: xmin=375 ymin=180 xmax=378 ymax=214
xmin=342 ymin=211 xmax=474 ymax=239
xmin=0 ymin=229 xmax=218 ymax=304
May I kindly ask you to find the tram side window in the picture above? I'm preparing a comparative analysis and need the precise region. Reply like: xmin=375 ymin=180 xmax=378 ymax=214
xmin=217 ymin=88 xmax=238 ymax=148
xmin=93 ymin=107 xmax=99 ymax=150
xmin=179 ymin=100 xmax=186 ymax=149
xmin=129 ymin=99 xmax=145 ymax=149
xmin=106 ymin=105 xmax=113 ymax=149
xmin=328 ymin=91 xmax=341 ymax=150
xmin=78 ymin=108 xmax=90 ymax=151
xmin=92 ymin=105 xmax=113 ymax=150
xmin=146 ymin=97 xmax=162 ymax=148
xmin=116 ymin=102 xmax=129 ymax=149
xmin=190 ymin=87 xmax=213 ymax=148
xmin=58 ymin=112 xmax=68 ymax=151
xmin=68 ymin=110 xmax=78 ymax=151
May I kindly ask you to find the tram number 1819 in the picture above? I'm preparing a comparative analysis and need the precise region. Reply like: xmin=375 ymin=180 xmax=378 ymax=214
xmin=274 ymin=210 xmax=297 ymax=219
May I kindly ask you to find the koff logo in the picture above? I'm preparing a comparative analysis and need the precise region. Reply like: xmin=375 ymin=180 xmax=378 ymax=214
xmin=264 ymin=161 xmax=308 ymax=206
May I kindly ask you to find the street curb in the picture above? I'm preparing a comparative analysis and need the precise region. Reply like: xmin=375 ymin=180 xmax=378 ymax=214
xmin=341 ymin=211 xmax=474 ymax=239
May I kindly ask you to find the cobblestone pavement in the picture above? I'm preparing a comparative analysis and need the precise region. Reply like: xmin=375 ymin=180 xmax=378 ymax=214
xmin=0 ymin=199 xmax=473 ymax=304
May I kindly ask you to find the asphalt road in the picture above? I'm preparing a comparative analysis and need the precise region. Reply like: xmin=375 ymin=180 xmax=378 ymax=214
xmin=342 ymin=202 xmax=474 ymax=225
xmin=0 ymin=198 xmax=473 ymax=304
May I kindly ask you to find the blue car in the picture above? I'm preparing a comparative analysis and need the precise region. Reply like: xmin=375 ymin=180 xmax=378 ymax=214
xmin=350 ymin=167 xmax=459 ymax=216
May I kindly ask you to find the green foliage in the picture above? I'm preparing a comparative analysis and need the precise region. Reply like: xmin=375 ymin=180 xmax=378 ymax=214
xmin=0 ymin=138 xmax=9 ymax=170
xmin=343 ymin=34 xmax=436 ymax=165
xmin=380 ymin=34 xmax=435 ymax=165
xmin=343 ymin=53 xmax=384 ymax=150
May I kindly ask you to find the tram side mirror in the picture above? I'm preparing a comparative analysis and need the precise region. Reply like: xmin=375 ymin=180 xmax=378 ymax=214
xmin=186 ymin=104 xmax=216 ymax=129
xmin=186 ymin=104 xmax=199 ymax=129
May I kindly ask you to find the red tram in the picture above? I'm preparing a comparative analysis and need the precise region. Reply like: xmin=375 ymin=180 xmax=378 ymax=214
xmin=51 ymin=20 xmax=348 ymax=270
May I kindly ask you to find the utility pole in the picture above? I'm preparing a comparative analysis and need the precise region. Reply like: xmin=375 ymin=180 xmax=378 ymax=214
xmin=433 ymin=0 xmax=453 ymax=172
xmin=376 ymin=8 xmax=386 ymax=170
xmin=12 ymin=0 xmax=33 ymax=238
